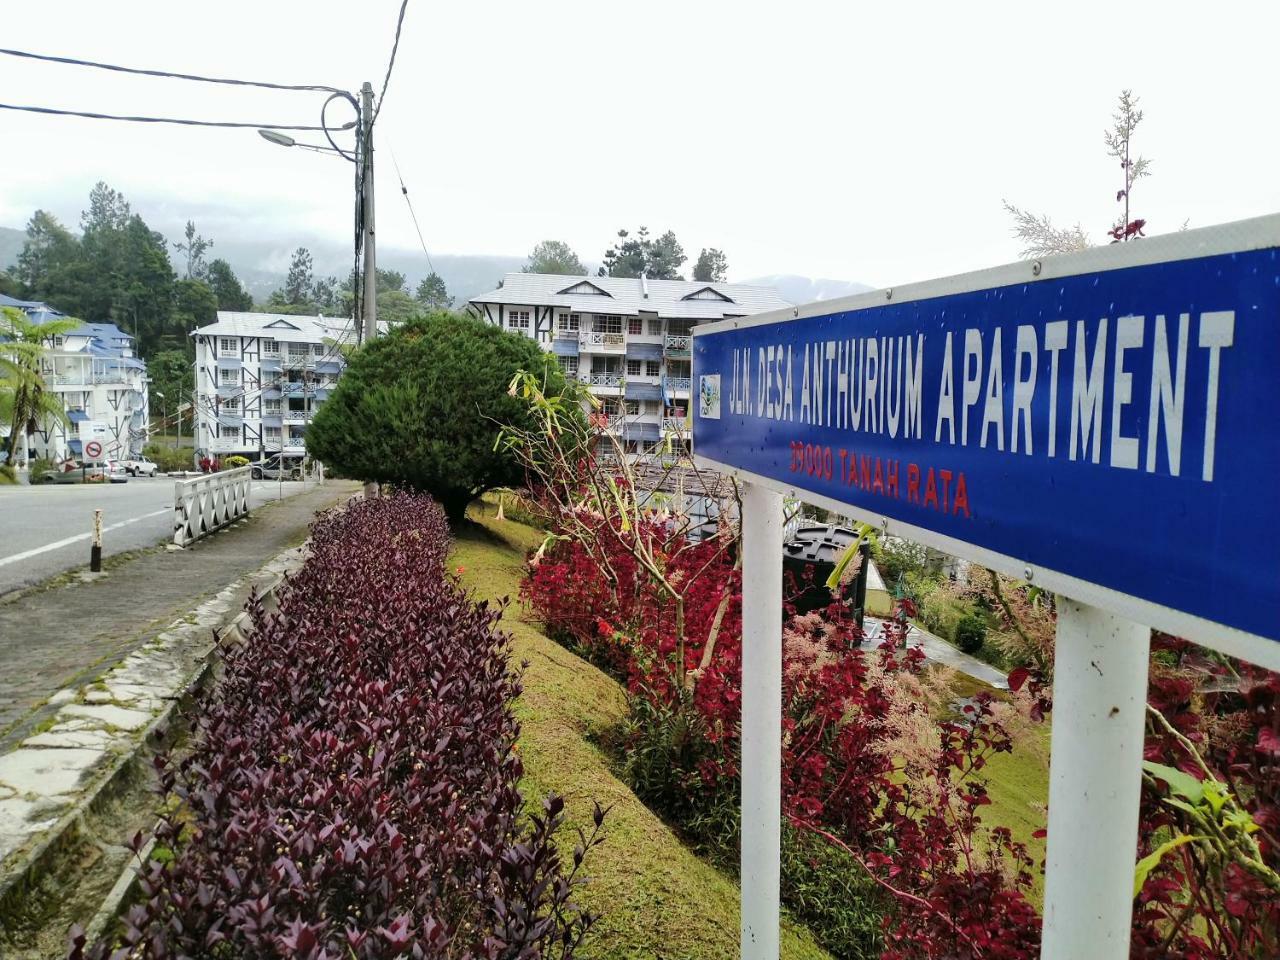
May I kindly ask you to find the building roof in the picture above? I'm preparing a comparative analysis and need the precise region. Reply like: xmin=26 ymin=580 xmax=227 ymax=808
xmin=470 ymin=273 xmax=791 ymax=320
xmin=194 ymin=311 xmax=358 ymax=345
xmin=70 ymin=321 xmax=134 ymax=344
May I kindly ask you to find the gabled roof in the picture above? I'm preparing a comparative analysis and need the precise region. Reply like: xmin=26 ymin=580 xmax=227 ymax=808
xmin=556 ymin=279 xmax=612 ymax=297
xmin=681 ymin=286 xmax=734 ymax=303
xmin=470 ymin=273 xmax=789 ymax=320
xmin=194 ymin=311 xmax=357 ymax=345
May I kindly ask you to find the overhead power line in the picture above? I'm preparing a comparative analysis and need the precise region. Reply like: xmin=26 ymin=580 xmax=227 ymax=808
xmin=372 ymin=0 xmax=409 ymax=124
xmin=0 ymin=47 xmax=347 ymax=94
xmin=390 ymin=146 xmax=436 ymax=277
xmin=0 ymin=101 xmax=355 ymax=131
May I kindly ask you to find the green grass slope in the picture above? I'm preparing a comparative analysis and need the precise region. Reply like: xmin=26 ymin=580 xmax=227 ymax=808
xmin=452 ymin=505 xmax=830 ymax=960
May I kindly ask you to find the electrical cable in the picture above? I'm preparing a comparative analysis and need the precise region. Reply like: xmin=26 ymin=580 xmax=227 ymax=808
xmin=0 ymin=101 xmax=355 ymax=131
xmin=0 ymin=47 xmax=347 ymax=94
xmin=389 ymin=145 xmax=436 ymax=278
xmin=372 ymin=0 xmax=409 ymax=124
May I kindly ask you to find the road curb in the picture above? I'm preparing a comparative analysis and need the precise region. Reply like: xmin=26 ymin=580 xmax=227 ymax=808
xmin=0 ymin=552 xmax=296 ymax=946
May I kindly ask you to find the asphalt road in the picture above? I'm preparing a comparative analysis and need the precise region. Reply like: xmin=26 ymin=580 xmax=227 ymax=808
xmin=0 ymin=476 xmax=313 ymax=595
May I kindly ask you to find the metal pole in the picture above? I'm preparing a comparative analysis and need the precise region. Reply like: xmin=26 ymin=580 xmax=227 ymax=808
xmin=740 ymin=482 xmax=783 ymax=960
xmin=90 ymin=508 xmax=102 ymax=572
xmin=1040 ymin=599 xmax=1150 ymax=960
xmin=360 ymin=80 xmax=377 ymax=346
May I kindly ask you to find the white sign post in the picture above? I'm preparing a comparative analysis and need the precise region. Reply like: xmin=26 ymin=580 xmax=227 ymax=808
xmin=740 ymin=483 xmax=784 ymax=958
xmin=690 ymin=216 xmax=1280 ymax=960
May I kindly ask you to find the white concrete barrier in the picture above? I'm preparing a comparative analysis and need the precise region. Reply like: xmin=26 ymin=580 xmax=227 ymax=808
xmin=173 ymin=466 xmax=251 ymax=547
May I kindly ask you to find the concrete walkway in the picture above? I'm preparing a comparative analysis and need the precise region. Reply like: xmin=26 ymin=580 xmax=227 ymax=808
xmin=863 ymin=617 xmax=1010 ymax=689
xmin=0 ymin=482 xmax=358 ymax=748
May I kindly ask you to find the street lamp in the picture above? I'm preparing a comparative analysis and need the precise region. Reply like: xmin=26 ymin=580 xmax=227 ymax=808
xmin=153 ymin=390 xmax=167 ymax=448
xmin=255 ymin=79 xmax=377 ymax=347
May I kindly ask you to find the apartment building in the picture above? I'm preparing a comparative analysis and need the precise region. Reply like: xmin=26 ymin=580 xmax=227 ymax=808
xmin=0 ymin=294 xmax=149 ymax=463
xmin=468 ymin=274 xmax=789 ymax=454
xmin=192 ymin=312 xmax=353 ymax=464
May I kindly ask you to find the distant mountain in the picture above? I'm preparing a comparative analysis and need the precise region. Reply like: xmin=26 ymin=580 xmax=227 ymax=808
xmin=742 ymin=274 xmax=875 ymax=305
xmin=204 ymin=237 xmax=527 ymax=307
xmin=0 ymin=226 xmax=24 ymax=270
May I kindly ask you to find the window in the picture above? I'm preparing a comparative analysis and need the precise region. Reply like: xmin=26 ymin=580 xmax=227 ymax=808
xmin=219 ymin=337 xmax=238 ymax=355
xmin=288 ymin=398 xmax=306 ymax=413
xmin=219 ymin=368 xmax=239 ymax=385
xmin=645 ymin=360 xmax=661 ymax=377
xmin=222 ymin=425 xmax=241 ymax=442
xmin=264 ymin=426 xmax=282 ymax=441
xmin=669 ymin=319 xmax=694 ymax=336
xmin=559 ymin=356 xmax=579 ymax=377
xmin=508 ymin=310 xmax=531 ymax=329
xmin=626 ymin=359 xmax=642 ymax=377
xmin=264 ymin=400 xmax=282 ymax=415
xmin=601 ymin=398 xmax=620 ymax=416
xmin=624 ymin=400 xmax=640 ymax=416
xmin=223 ymin=397 xmax=240 ymax=413
xmin=643 ymin=400 xmax=661 ymax=416
xmin=261 ymin=338 xmax=279 ymax=355
xmin=627 ymin=317 xmax=642 ymax=336
xmin=647 ymin=318 xmax=663 ymax=336
xmin=593 ymin=314 xmax=622 ymax=334
xmin=557 ymin=312 xmax=580 ymax=332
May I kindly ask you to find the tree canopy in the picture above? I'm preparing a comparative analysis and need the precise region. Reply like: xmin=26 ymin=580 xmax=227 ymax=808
xmin=307 ymin=312 xmax=574 ymax=521
xmin=523 ymin=240 xmax=587 ymax=276
xmin=692 ymin=248 xmax=728 ymax=282
xmin=415 ymin=272 xmax=452 ymax=309
xmin=8 ymin=183 xmax=258 ymax=359
xmin=599 ymin=227 xmax=687 ymax=280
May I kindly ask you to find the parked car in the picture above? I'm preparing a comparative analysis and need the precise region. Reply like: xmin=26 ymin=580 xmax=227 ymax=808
xmin=250 ymin=455 xmax=302 ymax=481
xmin=32 ymin=461 xmax=126 ymax=484
xmin=113 ymin=455 xmax=159 ymax=477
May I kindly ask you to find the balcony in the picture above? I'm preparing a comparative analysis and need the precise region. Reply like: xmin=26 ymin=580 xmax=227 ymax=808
xmin=664 ymin=334 xmax=691 ymax=357
xmin=579 ymin=331 xmax=626 ymax=353
xmin=282 ymin=409 xmax=310 ymax=424
xmin=554 ymin=326 xmax=580 ymax=339
xmin=667 ymin=377 xmax=692 ymax=394
xmin=662 ymin=418 xmax=688 ymax=435
xmin=582 ymin=372 xmax=623 ymax=395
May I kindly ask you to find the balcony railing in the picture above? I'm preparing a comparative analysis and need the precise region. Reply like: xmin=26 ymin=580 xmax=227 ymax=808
xmin=662 ymin=418 xmax=688 ymax=434
xmin=583 ymin=373 xmax=623 ymax=390
xmin=667 ymin=377 xmax=692 ymax=393
xmin=664 ymin=334 xmax=691 ymax=355
xmin=579 ymin=331 xmax=626 ymax=352
xmin=555 ymin=326 xmax=580 ymax=339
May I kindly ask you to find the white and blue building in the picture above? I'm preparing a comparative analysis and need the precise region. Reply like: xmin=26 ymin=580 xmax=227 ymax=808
xmin=0 ymin=294 xmax=150 ymax=463
xmin=191 ymin=311 xmax=353 ymax=464
xmin=468 ymin=274 xmax=790 ymax=454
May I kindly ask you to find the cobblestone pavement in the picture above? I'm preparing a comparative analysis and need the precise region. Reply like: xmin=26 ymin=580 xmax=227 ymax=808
xmin=0 ymin=482 xmax=357 ymax=747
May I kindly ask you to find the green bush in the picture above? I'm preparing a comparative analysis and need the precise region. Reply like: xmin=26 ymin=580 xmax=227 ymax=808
xmin=307 ymin=313 xmax=576 ymax=522
xmin=223 ymin=455 xmax=250 ymax=469
xmin=955 ymin=613 xmax=987 ymax=654
xmin=144 ymin=444 xmax=194 ymax=473
xmin=0 ymin=464 xmax=16 ymax=485
xmin=27 ymin=456 xmax=57 ymax=478
xmin=781 ymin=826 xmax=889 ymax=959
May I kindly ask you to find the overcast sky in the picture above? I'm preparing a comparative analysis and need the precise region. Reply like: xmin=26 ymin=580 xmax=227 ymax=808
xmin=1 ymin=1 xmax=1276 ymax=287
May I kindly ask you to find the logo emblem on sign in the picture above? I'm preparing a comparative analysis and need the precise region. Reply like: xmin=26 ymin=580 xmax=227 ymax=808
xmin=699 ymin=374 xmax=721 ymax=420
xmin=85 ymin=440 xmax=103 ymax=459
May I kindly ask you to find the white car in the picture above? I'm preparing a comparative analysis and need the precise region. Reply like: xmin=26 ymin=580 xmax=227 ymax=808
xmin=115 ymin=455 xmax=160 ymax=478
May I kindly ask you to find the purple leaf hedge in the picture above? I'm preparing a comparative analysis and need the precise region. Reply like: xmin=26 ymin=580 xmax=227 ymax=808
xmin=70 ymin=494 xmax=604 ymax=959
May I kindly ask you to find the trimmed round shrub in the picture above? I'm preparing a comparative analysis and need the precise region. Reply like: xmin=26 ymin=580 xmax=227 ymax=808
xmin=307 ymin=312 xmax=577 ymax=522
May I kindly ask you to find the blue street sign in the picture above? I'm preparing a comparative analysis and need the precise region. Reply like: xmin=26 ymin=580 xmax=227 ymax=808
xmin=693 ymin=217 xmax=1280 ymax=660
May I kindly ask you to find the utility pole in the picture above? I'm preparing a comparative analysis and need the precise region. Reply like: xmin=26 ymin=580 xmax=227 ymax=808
xmin=360 ymin=81 xmax=378 ymax=346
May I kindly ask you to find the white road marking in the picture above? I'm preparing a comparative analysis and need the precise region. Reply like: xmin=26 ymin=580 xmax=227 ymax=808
xmin=0 ymin=507 xmax=171 ymax=568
